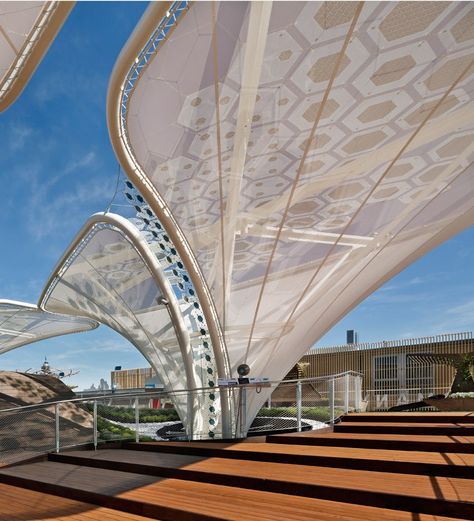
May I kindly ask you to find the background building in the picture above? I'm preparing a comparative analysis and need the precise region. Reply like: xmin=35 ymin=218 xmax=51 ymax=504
xmin=111 ymin=367 xmax=157 ymax=390
xmin=302 ymin=332 xmax=473 ymax=410
xmin=111 ymin=332 xmax=474 ymax=411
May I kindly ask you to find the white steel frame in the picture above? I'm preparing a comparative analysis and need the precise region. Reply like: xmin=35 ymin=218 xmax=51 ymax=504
xmin=106 ymin=1 xmax=232 ymax=387
xmin=39 ymin=212 xmax=197 ymax=393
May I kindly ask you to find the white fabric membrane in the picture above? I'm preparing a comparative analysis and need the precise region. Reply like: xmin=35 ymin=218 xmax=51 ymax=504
xmin=0 ymin=2 xmax=44 ymax=84
xmin=0 ymin=300 xmax=98 ymax=354
xmin=123 ymin=1 xmax=474 ymax=430
xmin=41 ymin=218 xmax=224 ymax=438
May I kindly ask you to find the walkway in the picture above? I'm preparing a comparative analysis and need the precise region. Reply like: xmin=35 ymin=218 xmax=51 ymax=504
xmin=0 ymin=412 xmax=472 ymax=520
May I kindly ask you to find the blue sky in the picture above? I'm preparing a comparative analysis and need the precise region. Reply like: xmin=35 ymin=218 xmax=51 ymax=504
xmin=0 ymin=2 xmax=473 ymax=390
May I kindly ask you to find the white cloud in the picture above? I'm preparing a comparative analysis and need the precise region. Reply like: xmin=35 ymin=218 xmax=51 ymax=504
xmin=53 ymin=339 xmax=136 ymax=362
xmin=447 ymin=299 xmax=474 ymax=325
xmin=9 ymin=124 xmax=33 ymax=152
xmin=63 ymin=151 xmax=96 ymax=176
xmin=407 ymin=276 xmax=423 ymax=285
xmin=368 ymin=291 xmax=430 ymax=305
xmin=34 ymin=71 xmax=106 ymax=108
xmin=26 ymin=175 xmax=110 ymax=241
xmin=429 ymin=298 xmax=474 ymax=334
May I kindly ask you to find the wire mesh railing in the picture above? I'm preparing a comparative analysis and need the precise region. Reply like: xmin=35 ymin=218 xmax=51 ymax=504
xmin=362 ymin=386 xmax=450 ymax=411
xmin=251 ymin=372 xmax=362 ymax=434
xmin=0 ymin=371 xmax=362 ymax=465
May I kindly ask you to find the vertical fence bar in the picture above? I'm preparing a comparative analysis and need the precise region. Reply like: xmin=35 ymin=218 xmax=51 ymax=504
xmin=329 ymin=378 xmax=335 ymax=424
xmin=344 ymin=373 xmax=350 ymax=413
xmin=296 ymin=380 xmax=302 ymax=432
xmin=93 ymin=400 xmax=98 ymax=450
xmin=135 ymin=396 xmax=140 ymax=443
xmin=55 ymin=403 xmax=60 ymax=453
xmin=355 ymin=375 xmax=361 ymax=411
xmin=239 ymin=386 xmax=247 ymax=438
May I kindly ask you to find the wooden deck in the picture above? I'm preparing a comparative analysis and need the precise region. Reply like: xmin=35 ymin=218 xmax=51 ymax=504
xmin=0 ymin=460 xmax=465 ymax=521
xmin=0 ymin=483 xmax=155 ymax=520
xmin=0 ymin=412 xmax=472 ymax=520
xmin=340 ymin=412 xmax=474 ymax=422
xmin=269 ymin=431 xmax=474 ymax=452
xmin=120 ymin=439 xmax=474 ymax=478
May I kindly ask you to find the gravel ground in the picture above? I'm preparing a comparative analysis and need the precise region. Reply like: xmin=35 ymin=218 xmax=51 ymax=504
xmin=108 ymin=420 xmax=181 ymax=440
xmin=298 ymin=418 xmax=327 ymax=429
xmin=109 ymin=416 xmax=327 ymax=440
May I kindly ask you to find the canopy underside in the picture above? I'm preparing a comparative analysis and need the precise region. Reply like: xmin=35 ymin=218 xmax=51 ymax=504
xmin=113 ymin=1 xmax=474 ymax=404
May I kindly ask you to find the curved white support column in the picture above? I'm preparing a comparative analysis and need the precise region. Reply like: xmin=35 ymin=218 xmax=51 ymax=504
xmin=39 ymin=213 xmax=225 ymax=438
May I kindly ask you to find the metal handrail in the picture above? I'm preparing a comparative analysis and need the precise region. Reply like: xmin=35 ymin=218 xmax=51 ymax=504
xmin=363 ymin=386 xmax=449 ymax=393
xmin=0 ymin=371 xmax=363 ymax=464
xmin=0 ymin=371 xmax=361 ymax=415
xmin=278 ymin=371 xmax=363 ymax=384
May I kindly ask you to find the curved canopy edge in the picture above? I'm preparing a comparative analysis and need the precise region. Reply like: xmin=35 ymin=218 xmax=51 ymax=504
xmin=0 ymin=299 xmax=98 ymax=354
xmin=106 ymin=1 xmax=231 ymax=383
xmin=0 ymin=1 xmax=75 ymax=112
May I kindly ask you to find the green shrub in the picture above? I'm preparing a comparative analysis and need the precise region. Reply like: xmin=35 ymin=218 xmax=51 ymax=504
xmin=451 ymin=353 xmax=474 ymax=393
xmin=97 ymin=416 xmax=135 ymax=440
xmin=96 ymin=416 xmax=155 ymax=442
xmin=85 ymin=403 xmax=179 ymax=423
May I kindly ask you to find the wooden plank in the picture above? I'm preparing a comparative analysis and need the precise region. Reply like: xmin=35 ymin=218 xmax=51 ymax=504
xmin=346 ymin=412 xmax=474 ymax=417
xmin=338 ymin=422 xmax=474 ymax=428
xmin=267 ymin=432 xmax=474 ymax=452
xmin=120 ymin=478 xmax=465 ymax=521
xmin=125 ymin=440 xmax=474 ymax=467
xmin=0 ymin=483 xmax=156 ymax=520
xmin=343 ymin=412 xmax=474 ymax=423
xmin=117 ymin=441 xmax=474 ymax=478
xmin=334 ymin=422 xmax=474 ymax=435
xmin=0 ymin=458 xmax=473 ymax=519
xmin=0 ymin=461 xmax=463 ymax=521
xmin=2 ymin=411 xmax=474 ymax=520
xmin=46 ymin=451 xmax=474 ymax=504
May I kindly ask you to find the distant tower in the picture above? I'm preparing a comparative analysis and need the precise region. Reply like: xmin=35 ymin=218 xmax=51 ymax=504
xmin=346 ymin=330 xmax=358 ymax=344
xmin=40 ymin=357 xmax=52 ymax=375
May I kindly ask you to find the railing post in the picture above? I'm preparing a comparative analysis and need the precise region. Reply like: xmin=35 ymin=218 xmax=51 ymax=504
xmin=296 ymin=381 xmax=302 ymax=432
xmin=55 ymin=403 xmax=60 ymax=453
xmin=187 ymin=390 xmax=194 ymax=441
xmin=329 ymin=379 xmax=335 ymax=424
xmin=344 ymin=373 xmax=350 ymax=413
xmin=93 ymin=400 xmax=98 ymax=450
xmin=135 ymin=396 xmax=140 ymax=443
xmin=239 ymin=386 xmax=247 ymax=438
xmin=355 ymin=376 xmax=362 ymax=411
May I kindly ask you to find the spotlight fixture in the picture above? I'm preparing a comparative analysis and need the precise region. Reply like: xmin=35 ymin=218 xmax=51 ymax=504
xmin=237 ymin=364 xmax=250 ymax=377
